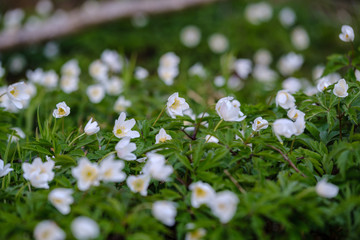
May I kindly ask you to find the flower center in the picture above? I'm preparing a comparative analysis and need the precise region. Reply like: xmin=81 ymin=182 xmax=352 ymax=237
xmin=52 ymin=198 xmax=64 ymax=205
xmin=81 ymin=165 xmax=98 ymax=182
xmin=159 ymin=137 xmax=167 ymax=143
xmin=58 ymin=108 xmax=66 ymax=115
xmin=116 ymin=126 xmax=126 ymax=136
xmin=10 ymin=89 xmax=18 ymax=97
xmin=171 ymin=98 xmax=180 ymax=109
xmin=195 ymin=187 xmax=207 ymax=198
xmin=132 ymin=179 xmax=144 ymax=192
xmin=104 ymin=169 xmax=113 ymax=178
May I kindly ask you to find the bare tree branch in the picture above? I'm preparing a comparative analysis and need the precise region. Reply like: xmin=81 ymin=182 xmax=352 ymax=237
xmin=0 ymin=0 xmax=220 ymax=51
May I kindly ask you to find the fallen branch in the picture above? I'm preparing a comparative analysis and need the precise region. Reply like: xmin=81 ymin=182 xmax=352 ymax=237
xmin=0 ymin=0 xmax=220 ymax=51
xmin=266 ymin=145 xmax=306 ymax=177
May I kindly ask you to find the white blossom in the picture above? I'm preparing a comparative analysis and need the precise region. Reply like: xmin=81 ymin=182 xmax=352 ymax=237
xmin=115 ymin=137 xmax=137 ymax=161
xmin=22 ymin=157 xmax=55 ymax=189
xmin=254 ymin=48 xmax=272 ymax=66
xmin=8 ymin=127 xmax=25 ymax=142
xmin=189 ymin=63 xmax=207 ymax=78
xmin=0 ymin=159 xmax=13 ymax=177
xmin=275 ymin=90 xmax=295 ymax=110
xmin=205 ymin=135 xmax=219 ymax=143
xmin=52 ymin=101 xmax=70 ymax=118
xmin=61 ymin=59 xmax=80 ymax=77
xmin=333 ymin=78 xmax=349 ymax=98
xmin=279 ymin=7 xmax=296 ymax=27
xmin=166 ymin=92 xmax=190 ymax=118
xmin=142 ymin=153 xmax=173 ymax=181
xmin=291 ymin=27 xmax=310 ymax=50
xmin=84 ymin=118 xmax=100 ymax=135
xmin=114 ymin=96 xmax=132 ymax=113
xmin=113 ymin=112 xmax=140 ymax=139
xmin=282 ymin=77 xmax=302 ymax=94
xmin=101 ymin=50 xmax=123 ymax=73
xmin=189 ymin=181 xmax=216 ymax=208
xmin=245 ymin=2 xmax=273 ymax=25
xmin=152 ymin=201 xmax=177 ymax=226
xmin=48 ymin=188 xmax=74 ymax=215
xmin=71 ymin=216 xmax=99 ymax=240
xmin=158 ymin=66 xmax=179 ymax=86
xmin=316 ymin=179 xmax=339 ymax=198
xmin=210 ymin=191 xmax=239 ymax=223
xmin=42 ymin=70 xmax=58 ymax=90
xmin=34 ymin=220 xmax=65 ymax=240
xmin=216 ymin=96 xmax=246 ymax=122
xmin=155 ymin=128 xmax=172 ymax=144
xmin=233 ymin=59 xmax=252 ymax=79
xmin=99 ymin=154 xmax=126 ymax=182
xmin=89 ymin=60 xmax=108 ymax=82
xmin=6 ymin=82 xmax=30 ymax=109
xmin=355 ymin=69 xmax=360 ymax=81
xmin=339 ymin=25 xmax=354 ymax=42
xmin=126 ymin=174 xmax=150 ymax=196
xmin=252 ymin=117 xmax=269 ymax=131
xmin=159 ymin=52 xmax=180 ymax=68
xmin=180 ymin=25 xmax=201 ymax=48
xmin=71 ymin=157 xmax=100 ymax=191
xmin=60 ymin=76 xmax=79 ymax=94
xmin=208 ymin=33 xmax=229 ymax=54
xmin=134 ymin=66 xmax=149 ymax=80
xmin=277 ymin=52 xmax=304 ymax=76
xmin=86 ymin=84 xmax=105 ymax=104
xmin=272 ymin=119 xmax=297 ymax=143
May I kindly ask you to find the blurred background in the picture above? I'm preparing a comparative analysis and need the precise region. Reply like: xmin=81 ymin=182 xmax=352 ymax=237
xmin=0 ymin=0 xmax=359 ymax=109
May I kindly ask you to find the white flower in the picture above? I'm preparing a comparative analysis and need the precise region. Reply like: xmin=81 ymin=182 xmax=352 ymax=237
xmin=159 ymin=52 xmax=180 ymax=68
xmin=254 ymin=48 xmax=272 ymax=66
xmin=214 ymin=76 xmax=226 ymax=87
xmin=339 ymin=25 xmax=354 ymax=42
xmin=89 ymin=60 xmax=108 ymax=82
xmin=252 ymin=117 xmax=269 ymax=131
xmin=8 ymin=127 xmax=25 ymax=142
xmin=86 ymin=84 xmax=105 ymax=104
xmin=48 ymin=188 xmax=74 ymax=215
xmin=6 ymin=82 xmax=30 ymax=109
xmin=126 ymin=174 xmax=150 ymax=196
xmin=104 ymin=76 xmax=123 ymax=96
xmin=208 ymin=33 xmax=229 ymax=54
xmin=36 ymin=0 xmax=53 ymax=16
xmin=34 ymin=220 xmax=65 ymax=240
xmin=134 ymin=66 xmax=149 ymax=80
xmin=316 ymin=179 xmax=339 ymax=198
xmin=4 ymin=9 xmax=24 ymax=30
xmin=22 ymin=157 xmax=55 ymax=189
xmin=210 ymin=191 xmax=239 ymax=224
xmin=291 ymin=27 xmax=310 ymax=50
xmin=279 ymin=7 xmax=296 ymax=27
xmin=245 ymin=2 xmax=273 ymax=25
xmin=101 ymin=49 xmax=123 ymax=73
xmin=188 ymin=63 xmax=207 ymax=78
xmin=233 ymin=59 xmax=252 ymax=79
xmin=61 ymin=59 xmax=80 ymax=77
xmin=272 ymin=118 xmax=297 ymax=143
xmin=313 ymin=65 xmax=325 ymax=80
xmin=215 ymin=96 xmax=246 ymax=122
xmin=42 ymin=70 xmax=58 ymax=89
xmin=158 ymin=66 xmax=179 ymax=86
xmin=71 ymin=157 xmax=100 ymax=191
xmin=152 ymin=201 xmax=177 ymax=226
xmin=99 ymin=154 xmax=126 ymax=182
xmin=114 ymin=96 xmax=132 ymax=113
xmin=71 ymin=216 xmax=100 ymax=240
xmin=277 ymin=52 xmax=304 ymax=76
xmin=253 ymin=65 xmax=278 ymax=83
xmin=166 ymin=92 xmax=190 ymax=118
xmin=275 ymin=90 xmax=295 ymax=110
xmin=287 ymin=107 xmax=305 ymax=121
xmin=60 ymin=76 xmax=79 ymax=94
xmin=294 ymin=115 xmax=306 ymax=136
xmin=355 ymin=69 xmax=360 ymax=81
xmin=282 ymin=77 xmax=302 ymax=93
xmin=52 ymin=101 xmax=70 ymax=118
xmin=27 ymin=68 xmax=45 ymax=84
xmin=155 ymin=128 xmax=172 ymax=144
xmin=227 ymin=75 xmax=244 ymax=91
xmin=84 ymin=118 xmax=100 ymax=135
xmin=205 ymin=135 xmax=219 ymax=143
xmin=142 ymin=153 xmax=173 ymax=181
xmin=131 ymin=13 xmax=148 ymax=27
xmin=115 ymin=137 xmax=137 ymax=161
xmin=0 ymin=159 xmax=13 ymax=177
xmin=180 ymin=25 xmax=201 ymax=48
xmin=189 ymin=181 xmax=216 ymax=208
xmin=113 ymin=112 xmax=140 ymax=139
xmin=333 ymin=78 xmax=349 ymax=98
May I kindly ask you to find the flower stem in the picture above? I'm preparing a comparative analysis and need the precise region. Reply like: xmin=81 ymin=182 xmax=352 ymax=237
xmin=105 ymin=135 xmax=114 ymax=150
xmin=290 ymin=136 xmax=296 ymax=154
xmin=62 ymin=118 xmax=64 ymax=135
xmin=152 ymin=104 xmax=167 ymax=127
xmin=99 ymin=150 xmax=117 ymax=163
xmin=213 ymin=119 xmax=224 ymax=132
xmin=68 ymin=132 xmax=86 ymax=146
xmin=0 ymin=92 xmax=6 ymax=98
xmin=338 ymin=101 xmax=343 ymax=140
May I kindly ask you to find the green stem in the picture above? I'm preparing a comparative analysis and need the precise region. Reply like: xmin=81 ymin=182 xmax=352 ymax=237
xmin=62 ymin=118 xmax=64 ymax=135
xmin=152 ymin=105 xmax=167 ymax=127
xmin=105 ymin=135 xmax=115 ymax=150
xmin=99 ymin=150 xmax=117 ymax=163
xmin=213 ymin=119 xmax=224 ymax=132
xmin=68 ymin=133 xmax=86 ymax=146
xmin=290 ymin=136 xmax=296 ymax=154
xmin=338 ymin=102 xmax=343 ymax=140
